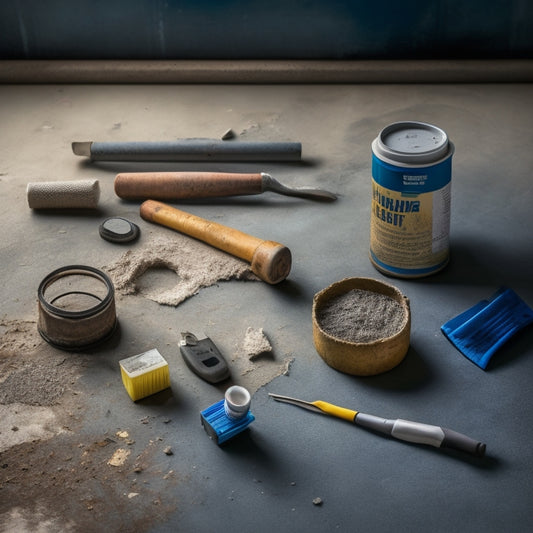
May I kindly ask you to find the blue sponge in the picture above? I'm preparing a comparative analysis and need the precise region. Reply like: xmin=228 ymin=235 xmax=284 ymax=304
xmin=201 ymin=399 xmax=255 ymax=445
xmin=441 ymin=288 xmax=533 ymax=369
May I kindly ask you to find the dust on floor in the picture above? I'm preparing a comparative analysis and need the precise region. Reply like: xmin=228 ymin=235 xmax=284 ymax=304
xmin=0 ymin=301 xmax=293 ymax=531
xmin=0 ymin=318 xmax=180 ymax=532
xmin=105 ymin=233 xmax=258 ymax=306
xmin=1 ymin=229 xmax=294 ymax=530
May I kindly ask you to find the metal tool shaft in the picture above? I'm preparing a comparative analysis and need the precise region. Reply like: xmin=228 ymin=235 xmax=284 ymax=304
xmin=73 ymin=140 xmax=302 ymax=161
xmin=261 ymin=174 xmax=337 ymax=201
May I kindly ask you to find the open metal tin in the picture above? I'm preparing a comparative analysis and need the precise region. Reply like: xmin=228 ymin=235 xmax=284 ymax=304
xmin=37 ymin=265 xmax=117 ymax=351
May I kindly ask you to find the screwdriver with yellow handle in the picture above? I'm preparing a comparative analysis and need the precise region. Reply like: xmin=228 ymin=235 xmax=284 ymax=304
xmin=268 ymin=393 xmax=486 ymax=457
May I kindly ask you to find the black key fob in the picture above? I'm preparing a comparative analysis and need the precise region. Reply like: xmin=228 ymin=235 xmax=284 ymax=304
xmin=179 ymin=332 xmax=230 ymax=384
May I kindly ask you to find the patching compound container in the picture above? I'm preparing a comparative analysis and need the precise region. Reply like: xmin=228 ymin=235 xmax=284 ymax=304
xmin=370 ymin=121 xmax=454 ymax=278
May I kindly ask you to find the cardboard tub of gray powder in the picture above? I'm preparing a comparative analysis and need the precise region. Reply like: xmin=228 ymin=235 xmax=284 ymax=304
xmin=312 ymin=277 xmax=410 ymax=376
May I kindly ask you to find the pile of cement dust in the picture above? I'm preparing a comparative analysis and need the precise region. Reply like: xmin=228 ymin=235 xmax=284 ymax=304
xmin=104 ymin=234 xmax=259 ymax=306
xmin=0 ymin=318 xmax=42 ymax=357
xmin=0 ymin=318 xmax=83 ymax=452
xmin=0 ymin=319 xmax=82 ymax=407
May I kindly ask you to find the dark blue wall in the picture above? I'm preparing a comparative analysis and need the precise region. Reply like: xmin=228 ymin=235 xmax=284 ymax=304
xmin=1 ymin=0 xmax=532 ymax=60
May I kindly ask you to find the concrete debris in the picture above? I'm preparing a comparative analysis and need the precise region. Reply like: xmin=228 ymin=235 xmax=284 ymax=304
xmin=107 ymin=448 xmax=131 ymax=467
xmin=242 ymin=327 xmax=273 ymax=361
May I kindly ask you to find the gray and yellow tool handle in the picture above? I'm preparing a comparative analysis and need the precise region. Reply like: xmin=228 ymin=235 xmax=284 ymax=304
xmin=355 ymin=413 xmax=486 ymax=457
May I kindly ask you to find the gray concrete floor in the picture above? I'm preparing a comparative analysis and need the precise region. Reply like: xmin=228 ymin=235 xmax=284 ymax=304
xmin=1 ymin=81 xmax=533 ymax=532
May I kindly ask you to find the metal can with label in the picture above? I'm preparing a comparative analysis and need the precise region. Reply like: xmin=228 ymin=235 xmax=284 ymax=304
xmin=370 ymin=121 xmax=454 ymax=278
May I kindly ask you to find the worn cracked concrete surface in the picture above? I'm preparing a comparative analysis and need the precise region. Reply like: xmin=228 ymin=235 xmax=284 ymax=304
xmin=1 ymin=80 xmax=533 ymax=532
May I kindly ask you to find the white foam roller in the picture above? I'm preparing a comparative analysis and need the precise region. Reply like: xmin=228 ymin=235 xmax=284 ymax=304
xmin=27 ymin=179 xmax=100 ymax=209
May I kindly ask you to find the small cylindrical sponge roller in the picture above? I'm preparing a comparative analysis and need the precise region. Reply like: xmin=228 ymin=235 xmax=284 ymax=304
xmin=27 ymin=179 xmax=100 ymax=209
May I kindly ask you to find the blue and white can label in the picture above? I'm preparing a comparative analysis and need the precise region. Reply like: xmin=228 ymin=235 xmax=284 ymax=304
xmin=370 ymin=122 xmax=454 ymax=278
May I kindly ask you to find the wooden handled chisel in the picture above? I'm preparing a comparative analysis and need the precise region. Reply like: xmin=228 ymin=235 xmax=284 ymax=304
xmin=115 ymin=171 xmax=336 ymax=201
xmin=269 ymin=393 xmax=486 ymax=457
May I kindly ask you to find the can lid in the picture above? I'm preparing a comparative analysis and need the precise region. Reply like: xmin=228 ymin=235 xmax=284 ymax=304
xmin=374 ymin=121 xmax=450 ymax=165
xmin=99 ymin=216 xmax=140 ymax=243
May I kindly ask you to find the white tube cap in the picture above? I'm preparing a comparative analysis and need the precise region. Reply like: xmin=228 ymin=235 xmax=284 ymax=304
xmin=224 ymin=386 xmax=251 ymax=420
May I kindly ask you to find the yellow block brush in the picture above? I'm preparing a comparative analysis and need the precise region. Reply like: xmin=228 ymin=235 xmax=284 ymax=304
xmin=120 ymin=349 xmax=170 ymax=401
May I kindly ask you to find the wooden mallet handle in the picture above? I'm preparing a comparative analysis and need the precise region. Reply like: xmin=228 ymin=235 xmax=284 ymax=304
xmin=140 ymin=200 xmax=291 ymax=284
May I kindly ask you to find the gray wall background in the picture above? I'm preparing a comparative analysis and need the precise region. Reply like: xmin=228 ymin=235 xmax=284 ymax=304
xmin=1 ymin=0 xmax=532 ymax=60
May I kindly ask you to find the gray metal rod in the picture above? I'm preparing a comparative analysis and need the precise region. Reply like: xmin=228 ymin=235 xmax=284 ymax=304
xmin=73 ymin=140 xmax=302 ymax=162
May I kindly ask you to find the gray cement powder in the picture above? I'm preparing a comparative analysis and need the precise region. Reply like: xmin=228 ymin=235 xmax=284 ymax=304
xmin=316 ymin=289 xmax=405 ymax=343
xmin=0 ymin=319 xmax=81 ymax=407
xmin=105 ymin=234 xmax=258 ymax=306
